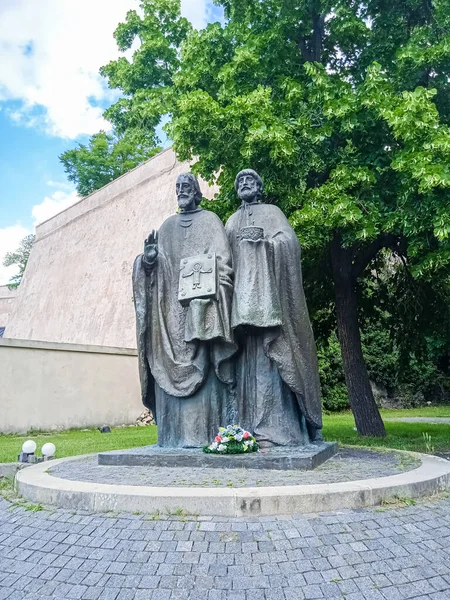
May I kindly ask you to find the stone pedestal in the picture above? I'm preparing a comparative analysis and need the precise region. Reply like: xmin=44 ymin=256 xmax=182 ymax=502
xmin=98 ymin=442 xmax=338 ymax=471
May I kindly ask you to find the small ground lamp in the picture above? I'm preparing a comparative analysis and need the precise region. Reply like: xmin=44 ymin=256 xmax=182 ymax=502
xmin=41 ymin=443 xmax=56 ymax=461
xmin=18 ymin=440 xmax=37 ymax=463
xmin=18 ymin=440 xmax=56 ymax=463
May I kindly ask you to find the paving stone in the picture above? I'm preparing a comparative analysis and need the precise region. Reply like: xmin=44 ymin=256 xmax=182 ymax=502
xmin=1 ymin=495 xmax=450 ymax=599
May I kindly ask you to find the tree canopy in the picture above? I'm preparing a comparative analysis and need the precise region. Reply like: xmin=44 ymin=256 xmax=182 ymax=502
xmin=62 ymin=0 xmax=450 ymax=435
xmin=60 ymin=131 xmax=161 ymax=198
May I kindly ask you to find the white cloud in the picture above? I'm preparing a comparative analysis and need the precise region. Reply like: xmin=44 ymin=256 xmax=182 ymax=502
xmin=0 ymin=0 xmax=211 ymax=139
xmin=0 ymin=186 xmax=80 ymax=285
xmin=32 ymin=190 xmax=79 ymax=226
xmin=0 ymin=1 xmax=134 ymax=138
xmin=0 ymin=224 xmax=31 ymax=286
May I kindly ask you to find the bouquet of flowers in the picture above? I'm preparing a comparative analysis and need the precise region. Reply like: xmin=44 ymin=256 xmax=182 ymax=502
xmin=203 ymin=425 xmax=259 ymax=454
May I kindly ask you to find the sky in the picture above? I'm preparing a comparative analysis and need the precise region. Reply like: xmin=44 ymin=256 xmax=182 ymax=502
xmin=0 ymin=0 xmax=221 ymax=285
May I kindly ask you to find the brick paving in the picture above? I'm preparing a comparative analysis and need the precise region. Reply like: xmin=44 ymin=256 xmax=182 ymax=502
xmin=1 ymin=495 xmax=450 ymax=599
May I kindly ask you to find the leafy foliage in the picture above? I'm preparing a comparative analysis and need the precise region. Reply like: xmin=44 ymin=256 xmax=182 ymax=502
xmin=60 ymin=131 xmax=161 ymax=197
xmin=318 ymin=333 xmax=350 ymax=412
xmin=2 ymin=234 xmax=35 ymax=289
xmin=73 ymin=0 xmax=450 ymax=432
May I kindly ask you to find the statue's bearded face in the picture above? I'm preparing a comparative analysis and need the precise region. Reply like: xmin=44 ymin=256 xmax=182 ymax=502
xmin=176 ymin=177 xmax=196 ymax=211
xmin=237 ymin=174 xmax=259 ymax=203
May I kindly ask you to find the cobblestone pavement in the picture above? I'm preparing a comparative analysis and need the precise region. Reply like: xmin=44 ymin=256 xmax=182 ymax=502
xmin=50 ymin=448 xmax=420 ymax=488
xmin=1 ymin=494 xmax=450 ymax=599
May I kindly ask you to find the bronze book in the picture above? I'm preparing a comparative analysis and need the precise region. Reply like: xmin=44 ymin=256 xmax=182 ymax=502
xmin=178 ymin=252 xmax=217 ymax=304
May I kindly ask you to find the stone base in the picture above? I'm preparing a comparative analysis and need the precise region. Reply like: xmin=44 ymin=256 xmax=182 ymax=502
xmin=17 ymin=450 xmax=450 ymax=516
xmin=97 ymin=442 xmax=338 ymax=471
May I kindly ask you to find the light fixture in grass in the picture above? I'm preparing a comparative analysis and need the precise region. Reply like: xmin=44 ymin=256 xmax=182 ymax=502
xmin=204 ymin=425 xmax=259 ymax=454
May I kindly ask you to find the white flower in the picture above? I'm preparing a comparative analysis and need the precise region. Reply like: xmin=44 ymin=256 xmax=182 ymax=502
xmin=218 ymin=444 xmax=226 ymax=452
xmin=211 ymin=442 xmax=218 ymax=450
xmin=235 ymin=434 xmax=243 ymax=442
xmin=221 ymin=437 xmax=229 ymax=443
xmin=249 ymin=440 xmax=254 ymax=446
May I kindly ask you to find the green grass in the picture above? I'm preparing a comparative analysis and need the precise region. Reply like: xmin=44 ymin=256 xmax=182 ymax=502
xmin=379 ymin=406 xmax=450 ymax=418
xmin=0 ymin=426 xmax=157 ymax=463
xmin=1 ymin=407 xmax=450 ymax=464
xmin=323 ymin=409 xmax=450 ymax=453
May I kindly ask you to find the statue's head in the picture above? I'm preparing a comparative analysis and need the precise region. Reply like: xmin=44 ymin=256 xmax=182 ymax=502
xmin=176 ymin=173 xmax=203 ymax=212
xmin=235 ymin=169 xmax=263 ymax=203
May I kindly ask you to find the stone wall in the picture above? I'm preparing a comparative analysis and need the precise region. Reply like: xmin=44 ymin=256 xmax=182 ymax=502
xmin=0 ymin=285 xmax=16 ymax=334
xmin=0 ymin=338 xmax=142 ymax=433
xmin=5 ymin=149 xmax=219 ymax=348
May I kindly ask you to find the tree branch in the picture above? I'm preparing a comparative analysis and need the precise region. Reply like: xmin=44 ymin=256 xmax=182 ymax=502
xmin=351 ymin=234 xmax=406 ymax=280
xmin=311 ymin=12 xmax=325 ymax=63
xmin=297 ymin=5 xmax=325 ymax=63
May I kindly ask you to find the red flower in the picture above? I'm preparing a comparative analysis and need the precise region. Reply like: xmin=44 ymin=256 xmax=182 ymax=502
xmin=243 ymin=431 xmax=250 ymax=439
xmin=215 ymin=435 xmax=222 ymax=442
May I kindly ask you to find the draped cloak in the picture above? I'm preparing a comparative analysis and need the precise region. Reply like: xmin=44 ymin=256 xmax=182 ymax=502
xmin=225 ymin=202 xmax=322 ymax=445
xmin=133 ymin=208 xmax=237 ymax=448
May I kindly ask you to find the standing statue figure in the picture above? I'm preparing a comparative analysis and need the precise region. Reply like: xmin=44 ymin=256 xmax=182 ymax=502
xmin=133 ymin=173 xmax=237 ymax=448
xmin=226 ymin=169 xmax=322 ymax=447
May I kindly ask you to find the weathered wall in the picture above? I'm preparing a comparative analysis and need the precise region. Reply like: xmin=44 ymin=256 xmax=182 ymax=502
xmin=0 ymin=338 xmax=142 ymax=433
xmin=6 ymin=148 xmax=219 ymax=347
xmin=0 ymin=285 xmax=16 ymax=332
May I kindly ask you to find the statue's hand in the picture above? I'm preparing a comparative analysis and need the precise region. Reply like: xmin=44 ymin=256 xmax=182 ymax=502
xmin=143 ymin=230 xmax=158 ymax=274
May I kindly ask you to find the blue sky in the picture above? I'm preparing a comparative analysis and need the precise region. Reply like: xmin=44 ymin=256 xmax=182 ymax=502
xmin=0 ymin=0 xmax=219 ymax=285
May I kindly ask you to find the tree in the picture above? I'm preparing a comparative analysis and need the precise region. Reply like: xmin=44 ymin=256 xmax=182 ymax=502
xmin=167 ymin=0 xmax=450 ymax=437
xmin=99 ymin=0 xmax=450 ymax=436
xmin=3 ymin=234 xmax=35 ymax=289
xmin=60 ymin=131 xmax=161 ymax=198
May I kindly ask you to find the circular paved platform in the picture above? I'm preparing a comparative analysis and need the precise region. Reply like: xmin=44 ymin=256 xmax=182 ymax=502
xmin=53 ymin=448 xmax=420 ymax=487
xmin=15 ymin=448 xmax=450 ymax=517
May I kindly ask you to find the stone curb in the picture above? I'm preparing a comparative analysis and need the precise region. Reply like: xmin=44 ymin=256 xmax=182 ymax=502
xmin=15 ymin=451 xmax=450 ymax=517
xmin=0 ymin=462 xmax=27 ymax=478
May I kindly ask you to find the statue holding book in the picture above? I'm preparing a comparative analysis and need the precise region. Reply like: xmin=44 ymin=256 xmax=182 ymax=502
xmin=133 ymin=170 xmax=323 ymax=449
xmin=132 ymin=173 xmax=237 ymax=448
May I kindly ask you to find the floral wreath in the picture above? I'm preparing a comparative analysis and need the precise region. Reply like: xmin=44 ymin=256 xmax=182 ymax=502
xmin=203 ymin=425 xmax=259 ymax=454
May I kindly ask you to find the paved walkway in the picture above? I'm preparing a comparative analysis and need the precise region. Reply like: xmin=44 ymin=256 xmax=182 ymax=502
xmin=1 ymin=495 xmax=450 ymax=600
xmin=385 ymin=417 xmax=450 ymax=425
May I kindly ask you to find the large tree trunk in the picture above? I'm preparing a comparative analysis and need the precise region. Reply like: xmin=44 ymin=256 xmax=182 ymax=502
xmin=330 ymin=238 xmax=386 ymax=437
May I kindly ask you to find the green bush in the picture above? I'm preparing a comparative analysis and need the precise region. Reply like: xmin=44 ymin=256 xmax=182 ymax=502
xmin=317 ymin=321 xmax=450 ymax=411
xmin=317 ymin=333 xmax=349 ymax=412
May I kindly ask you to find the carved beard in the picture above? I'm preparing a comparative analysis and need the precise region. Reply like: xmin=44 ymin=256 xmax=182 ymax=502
xmin=177 ymin=193 xmax=196 ymax=210
xmin=239 ymin=187 xmax=257 ymax=203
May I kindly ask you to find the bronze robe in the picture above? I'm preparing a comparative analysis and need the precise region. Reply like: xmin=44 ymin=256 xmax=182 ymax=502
xmin=226 ymin=202 xmax=322 ymax=446
xmin=133 ymin=208 xmax=237 ymax=448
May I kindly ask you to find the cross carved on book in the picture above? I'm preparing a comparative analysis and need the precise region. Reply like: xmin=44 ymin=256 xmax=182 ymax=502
xmin=178 ymin=253 xmax=217 ymax=304
xmin=182 ymin=261 xmax=213 ymax=289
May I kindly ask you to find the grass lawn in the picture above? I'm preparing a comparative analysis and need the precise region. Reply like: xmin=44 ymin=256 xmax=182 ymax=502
xmin=0 ymin=426 xmax=157 ymax=464
xmin=0 ymin=407 xmax=449 ymax=463
xmin=323 ymin=408 xmax=450 ymax=453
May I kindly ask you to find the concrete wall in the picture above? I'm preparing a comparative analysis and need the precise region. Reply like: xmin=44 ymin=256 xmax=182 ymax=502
xmin=0 ymin=285 xmax=16 ymax=332
xmin=6 ymin=148 xmax=219 ymax=347
xmin=0 ymin=338 xmax=142 ymax=433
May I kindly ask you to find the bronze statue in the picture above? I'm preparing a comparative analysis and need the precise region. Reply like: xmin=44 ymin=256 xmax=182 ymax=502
xmin=133 ymin=173 xmax=236 ymax=447
xmin=133 ymin=170 xmax=323 ymax=450
xmin=225 ymin=169 xmax=322 ymax=447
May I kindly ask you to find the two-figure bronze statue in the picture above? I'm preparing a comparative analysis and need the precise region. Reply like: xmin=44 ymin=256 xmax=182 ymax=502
xmin=133 ymin=170 xmax=323 ymax=449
